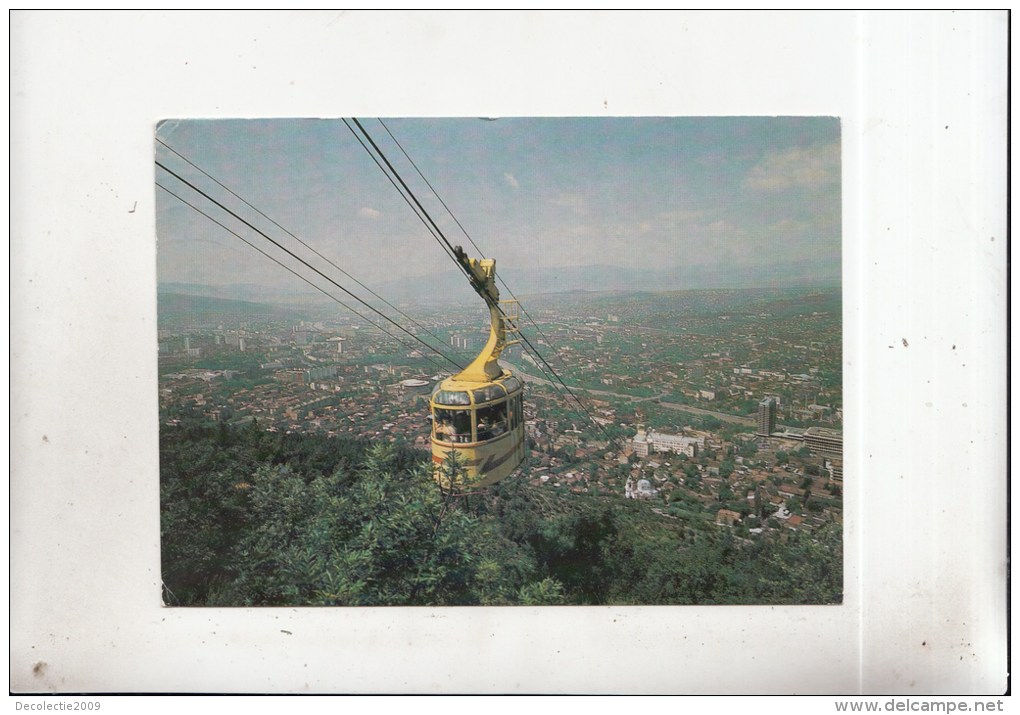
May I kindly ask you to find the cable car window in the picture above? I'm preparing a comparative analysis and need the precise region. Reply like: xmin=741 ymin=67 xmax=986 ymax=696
xmin=472 ymin=384 xmax=505 ymax=404
xmin=502 ymin=376 xmax=522 ymax=394
xmin=434 ymin=408 xmax=472 ymax=443
xmin=433 ymin=390 xmax=471 ymax=406
xmin=475 ymin=402 xmax=508 ymax=441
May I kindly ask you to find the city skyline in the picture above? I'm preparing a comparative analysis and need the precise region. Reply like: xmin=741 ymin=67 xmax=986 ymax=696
xmin=156 ymin=116 xmax=841 ymax=303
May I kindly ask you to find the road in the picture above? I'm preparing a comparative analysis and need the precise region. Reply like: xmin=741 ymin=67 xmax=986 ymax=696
xmin=651 ymin=399 xmax=755 ymax=427
xmin=504 ymin=362 xmax=756 ymax=427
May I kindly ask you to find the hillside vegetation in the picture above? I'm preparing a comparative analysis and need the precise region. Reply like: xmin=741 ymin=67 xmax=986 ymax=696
xmin=161 ymin=421 xmax=842 ymax=606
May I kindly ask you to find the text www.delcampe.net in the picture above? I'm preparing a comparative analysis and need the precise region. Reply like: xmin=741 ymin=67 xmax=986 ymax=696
xmin=835 ymin=700 xmax=1006 ymax=713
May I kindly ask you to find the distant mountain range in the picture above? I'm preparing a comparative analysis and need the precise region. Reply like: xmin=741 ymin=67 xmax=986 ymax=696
xmin=159 ymin=261 xmax=840 ymax=309
xmin=501 ymin=261 xmax=840 ymax=295
xmin=159 ymin=282 xmax=327 ymax=305
xmin=366 ymin=261 xmax=839 ymax=302
xmin=157 ymin=291 xmax=302 ymax=320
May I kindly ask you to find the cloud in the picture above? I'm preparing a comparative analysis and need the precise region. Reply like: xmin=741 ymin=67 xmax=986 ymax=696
xmin=657 ymin=209 xmax=705 ymax=223
xmin=744 ymin=142 xmax=840 ymax=192
xmin=358 ymin=206 xmax=381 ymax=219
xmin=503 ymin=172 xmax=520 ymax=189
xmin=768 ymin=218 xmax=812 ymax=234
xmin=549 ymin=192 xmax=586 ymax=215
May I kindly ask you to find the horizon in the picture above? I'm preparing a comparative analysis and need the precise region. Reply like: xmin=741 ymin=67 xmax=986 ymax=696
xmin=157 ymin=274 xmax=842 ymax=313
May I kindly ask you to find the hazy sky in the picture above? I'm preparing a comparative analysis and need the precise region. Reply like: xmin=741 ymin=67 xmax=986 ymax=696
xmin=155 ymin=116 xmax=840 ymax=296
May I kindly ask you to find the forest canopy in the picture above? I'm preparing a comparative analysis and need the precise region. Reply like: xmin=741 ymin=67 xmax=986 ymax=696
xmin=160 ymin=421 xmax=842 ymax=607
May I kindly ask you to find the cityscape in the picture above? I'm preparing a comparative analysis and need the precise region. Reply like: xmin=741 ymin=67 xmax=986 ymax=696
xmin=159 ymin=285 xmax=842 ymax=554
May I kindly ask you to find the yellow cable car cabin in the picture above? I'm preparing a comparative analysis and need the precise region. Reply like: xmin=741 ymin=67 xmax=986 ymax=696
xmin=430 ymin=248 xmax=526 ymax=488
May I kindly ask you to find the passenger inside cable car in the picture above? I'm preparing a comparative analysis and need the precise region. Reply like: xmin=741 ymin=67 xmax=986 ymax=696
xmin=434 ymin=408 xmax=472 ymax=444
xmin=475 ymin=402 xmax=507 ymax=441
xmin=432 ymin=383 xmax=519 ymax=445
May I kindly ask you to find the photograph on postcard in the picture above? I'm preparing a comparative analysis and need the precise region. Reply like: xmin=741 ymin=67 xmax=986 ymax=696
xmin=155 ymin=116 xmax=843 ymax=608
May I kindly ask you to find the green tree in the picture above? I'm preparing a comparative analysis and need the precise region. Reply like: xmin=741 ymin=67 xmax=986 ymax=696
xmin=528 ymin=503 xmax=620 ymax=604
xmin=519 ymin=578 xmax=567 ymax=605
xmin=294 ymin=445 xmax=523 ymax=606
xmin=738 ymin=441 xmax=758 ymax=459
